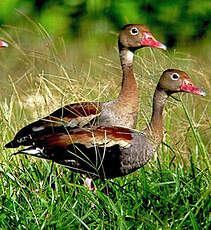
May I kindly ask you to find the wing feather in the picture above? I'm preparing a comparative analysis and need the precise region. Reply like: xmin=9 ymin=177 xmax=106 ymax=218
xmin=5 ymin=102 xmax=102 ymax=148
xmin=34 ymin=126 xmax=133 ymax=149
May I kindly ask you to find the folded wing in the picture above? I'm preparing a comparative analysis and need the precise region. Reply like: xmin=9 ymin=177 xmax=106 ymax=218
xmin=5 ymin=102 xmax=102 ymax=148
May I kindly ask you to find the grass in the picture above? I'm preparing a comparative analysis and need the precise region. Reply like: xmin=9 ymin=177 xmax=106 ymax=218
xmin=0 ymin=21 xmax=210 ymax=229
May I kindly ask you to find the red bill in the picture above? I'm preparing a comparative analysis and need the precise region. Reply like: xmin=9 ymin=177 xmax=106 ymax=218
xmin=141 ymin=32 xmax=167 ymax=50
xmin=181 ymin=79 xmax=206 ymax=96
xmin=0 ymin=40 xmax=8 ymax=47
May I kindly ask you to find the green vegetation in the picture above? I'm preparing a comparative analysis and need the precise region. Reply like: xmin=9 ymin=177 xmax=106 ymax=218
xmin=0 ymin=0 xmax=211 ymax=47
xmin=0 ymin=3 xmax=210 ymax=229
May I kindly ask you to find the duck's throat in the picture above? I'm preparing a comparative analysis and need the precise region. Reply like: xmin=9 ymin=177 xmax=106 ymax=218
xmin=148 ymin=89 xmax=168 ymax=142
xmin=120 ymin=49 xmax=134 ymax=66
xmin=117 ymin=49 xmax=138 ymax=106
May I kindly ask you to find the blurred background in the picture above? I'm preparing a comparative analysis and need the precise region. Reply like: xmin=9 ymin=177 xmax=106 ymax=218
xmin=0 ymin=0 xmax=210 ymax=51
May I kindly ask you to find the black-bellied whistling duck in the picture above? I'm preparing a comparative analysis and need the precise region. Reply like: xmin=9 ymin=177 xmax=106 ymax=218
xmin=5 ymin=24 xmax=166 ymax=148
xmin=0 ymin=41 xmax=8 ymax=47
xmin=8 ymin=70 xmax=206 ymax=182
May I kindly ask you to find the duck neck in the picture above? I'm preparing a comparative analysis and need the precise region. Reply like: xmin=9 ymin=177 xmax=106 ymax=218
xmin=147 ymin=87 xmax=168 ymax=142
xmin=117 ymin=48 xmax=138 ymax=109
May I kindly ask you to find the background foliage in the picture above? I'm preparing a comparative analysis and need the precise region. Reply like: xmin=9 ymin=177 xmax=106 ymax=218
xmin=0 ymin=0 xmax=211 ymax=47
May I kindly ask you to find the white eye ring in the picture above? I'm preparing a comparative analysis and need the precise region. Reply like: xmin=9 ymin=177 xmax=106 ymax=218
xmin=130 ymin=27 xmax=139 ymax=35
xmin=171 ymin=73 xmax=179 ymax=80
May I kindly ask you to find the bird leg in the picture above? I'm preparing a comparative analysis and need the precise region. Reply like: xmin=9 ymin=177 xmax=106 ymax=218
xmin=83 ymin=177 xmax=97 ymax=208
xmin=83 ymin=177 xmax=96 ymax=192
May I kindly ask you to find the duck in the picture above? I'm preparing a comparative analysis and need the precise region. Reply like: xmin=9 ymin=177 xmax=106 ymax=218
xmin=0 ymin=41 xmax=8 ymax=47
xmin=5 ymin=24 xmax=166 ymax=149
xmin=8 ymin=69 xmax=206 ymax=183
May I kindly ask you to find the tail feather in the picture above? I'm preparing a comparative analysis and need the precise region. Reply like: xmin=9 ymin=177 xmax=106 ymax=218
xmin=5 ymin=140 xmax=20 ymax=148
xmin=5 ymin=135 xmax=33 ymax=148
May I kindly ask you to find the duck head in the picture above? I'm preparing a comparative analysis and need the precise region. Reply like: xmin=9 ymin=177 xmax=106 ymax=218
xmin=158 ymin=69 xmax=206 ymax=96
xmin=119 ymin=24 xmax=167 ymax=51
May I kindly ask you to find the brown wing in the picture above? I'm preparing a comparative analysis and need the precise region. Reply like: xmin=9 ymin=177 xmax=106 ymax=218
xmin=39 ymin=102 xmax=102 ymax=128
xmin=15 ymin=127 xmax=156 ymax=179
xmin=14 ymin=126 xmax=135 ymax=179
xmin=5 ymin=102 xmax=102 ymax=148
xmin=35 ymin=126 xmax=133 ymax=150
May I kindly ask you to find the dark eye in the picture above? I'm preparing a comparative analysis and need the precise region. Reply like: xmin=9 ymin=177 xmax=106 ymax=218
xmin=171 ymin=73 xmax=179 ymax=80
xmin=130 ymin=27 xmax=139 ymax=35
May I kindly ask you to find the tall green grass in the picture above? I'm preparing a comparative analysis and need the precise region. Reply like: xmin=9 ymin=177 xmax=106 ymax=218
xmin=0 ymin=21 xmax=210 ymax=229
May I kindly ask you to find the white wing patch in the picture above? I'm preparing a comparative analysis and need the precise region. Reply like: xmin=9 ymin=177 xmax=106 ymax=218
xmin=84 ymin=138 xmax=131 ymax=149
xmin=65 ymin=114 xmax=100 ymax=128
xmin=21 ymin=147 xmax=43 ymax=155
xmin=32 ymin=126 xmax=45 ymax=132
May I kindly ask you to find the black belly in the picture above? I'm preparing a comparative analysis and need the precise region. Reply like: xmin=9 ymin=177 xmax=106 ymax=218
xmin=49 ymin=144 xmax=124 ymax=179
